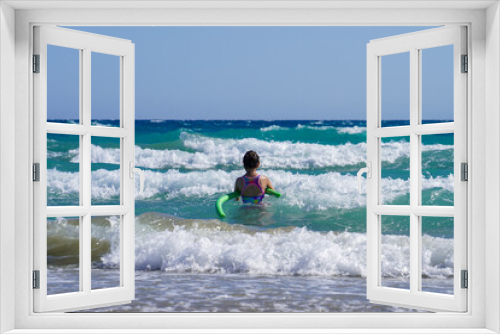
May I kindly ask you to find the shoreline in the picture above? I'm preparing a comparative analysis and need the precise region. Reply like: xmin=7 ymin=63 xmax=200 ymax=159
xmin=60 ymin=270 xmax=453 ymax=313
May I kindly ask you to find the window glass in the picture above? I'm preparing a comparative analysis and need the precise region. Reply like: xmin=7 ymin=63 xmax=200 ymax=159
xmin=381 ymin=215 xmax=410 ymax=290
xmin=421 ymin=216 xmax=454 ymax=295
xmin=421 ymin=133 xmax=454 ymax=206
xmin=47 ymin=134 xmax=80 ymax=206
xmin=91 ymin=216 xmax=121 ymax=290
xmin=381 ymin=52 xmax=410 ymax=127
xmin=91 ymin=52 xmax=121 ymax=126
xmin=381 ymin=136 xmax=410 ymax=205
xmin=91 ymin=137 xmax=121 ymax=206
xmin=47 ymin=45 xmax=80 ymax=123
xmin=421 ymin=45 xmax=454 ymax=124
xmin=47 ymin=217 xmax=80 ymax=295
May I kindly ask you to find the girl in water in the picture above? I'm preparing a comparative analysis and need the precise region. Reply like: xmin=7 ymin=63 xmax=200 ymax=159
xmin=234 ymin=150 xmax=275 ymax=204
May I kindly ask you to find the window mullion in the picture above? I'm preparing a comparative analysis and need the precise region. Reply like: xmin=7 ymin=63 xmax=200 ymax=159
xmin=78 ymin=48 xmax=84 ymax=292
xmin=409 ymin=47 xmax=420 ymax=294
xmin=82 ymin=47 xmax=92 ymax=294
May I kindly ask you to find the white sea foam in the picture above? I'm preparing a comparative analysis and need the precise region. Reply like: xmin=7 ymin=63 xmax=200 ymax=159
xmin=422 ymin=174 xmax=454 ymax=192
xmin=91 ymin=121 xmax=116 ymax=127
xmin=296 ymin=124 xmax=337 ymax=131
xmin=422 ymin=144 xmax=454 ymax=152
xmin=260 ymin=125 xmax=287 ymax=132
xmin=182 ymin=133 xmax=368 ymax=169
xmin=95 ymin=218 xmax=454 ymax=278
xmin=47 ymin=151 xmax=67 ymax=158
xmin=128 ymin=226 xmax=369 ymax=276
xmin=66 ymin=135 xmax=452 ymax=170
xmin=47 ymin=168 xmax=454 ymax=210
xmin=48 ymin=215 xmax=453 ymax=278
xmin=69 ymin=145 xmax=119 ymax=164
xmin=336 ymin=126 xmax=366 ymax=134
xmin=261 ymin=124 xmax=366 ymax=134
xmin=47 ymin=168 xmax=80 ymax=196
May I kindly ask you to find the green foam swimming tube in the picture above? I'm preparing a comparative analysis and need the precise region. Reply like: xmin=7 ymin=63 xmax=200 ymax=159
xmin=215 ymin=188 xmax=281 ymax=218
xmin=265 ymin=188 xmax=281 ymax=198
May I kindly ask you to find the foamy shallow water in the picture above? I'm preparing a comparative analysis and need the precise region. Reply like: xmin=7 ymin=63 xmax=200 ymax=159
xmin=58 ymin=270 xmax=453 ymax=313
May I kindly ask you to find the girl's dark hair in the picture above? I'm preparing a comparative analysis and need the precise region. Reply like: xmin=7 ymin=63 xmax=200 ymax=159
xmin=243 ymin=151 xmax=260 ymax=169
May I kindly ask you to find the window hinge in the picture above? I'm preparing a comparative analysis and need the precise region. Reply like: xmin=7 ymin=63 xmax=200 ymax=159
xmin=461 ymin=162 xmax=468 ymax=181
xmin=33 ymin=163 xmax=40 ymax=182
xmin=461 ymin=54 xmax=468 ymax=73
xmin=33 ymin=54 xmax=40 ymax=73
xmin=461 ymin=270 xmax=468 ymax=289
xmin=33 ymin=270 xmax=40 ymax=289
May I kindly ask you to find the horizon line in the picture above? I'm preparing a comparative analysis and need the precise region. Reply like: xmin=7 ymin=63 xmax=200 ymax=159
xmin=47 ymin=118 xmax=454 ymax=121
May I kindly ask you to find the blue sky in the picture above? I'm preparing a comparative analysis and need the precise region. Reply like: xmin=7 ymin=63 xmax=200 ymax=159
xmin=48 ymin=26 xmax=453 ymax=120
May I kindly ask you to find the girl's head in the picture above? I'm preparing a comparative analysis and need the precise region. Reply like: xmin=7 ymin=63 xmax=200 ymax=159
xmin=243 ymin=150 xmax=260 ymax=171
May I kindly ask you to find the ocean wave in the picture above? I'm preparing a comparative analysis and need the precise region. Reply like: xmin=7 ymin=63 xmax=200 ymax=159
xmin=47 ymin=168 xmax=80 ymax=196
xmin=336 ymin=126 xmax=366 ymax=134
xmin=296 ymin=124 xmax=337 ymax=131
xmin=65 ymin=135 xmax=452 ymax=170
xmin=91 ymin=121 xmax=116 ymax=127
xmin=47 ymin=151 xmax=67 ymax=158
xmin=260 ymin=124 xmax=366 ymax=134
xmin=260 ymin=125 xmax=288 ymax=132
xmin=181 ymin=133 xmax=451 ymax=167
xmin=303 ymin=125 xmax=335 ymax=131
xmin=47 ymin=168 xmax=454 ymax=210
xmin=130 ymin=223 xmax=368 ymax=276
xmin=47 ymin=214 xmax=453 ymax=278
xmin=181 ymin=133 xmax=368 ymax=169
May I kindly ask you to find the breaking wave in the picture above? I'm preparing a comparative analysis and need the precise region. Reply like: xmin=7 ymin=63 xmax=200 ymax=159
xmin=66 ymin=134 xmax=452 ymax=170
xmin=47 ymin=168 xmax=453 ymax=210
xmin=47 ymin=214 xmax=453 ymax=278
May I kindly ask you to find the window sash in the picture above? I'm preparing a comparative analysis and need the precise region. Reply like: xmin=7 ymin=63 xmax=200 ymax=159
xmin=366 ymin=26 xmax=468 ymax=312
xmin=33 ymin=25 xmax=136 ymax=313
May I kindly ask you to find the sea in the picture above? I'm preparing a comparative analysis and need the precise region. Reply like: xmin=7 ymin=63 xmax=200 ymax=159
xmin=46 ymin=119 xmax=455 ymax=312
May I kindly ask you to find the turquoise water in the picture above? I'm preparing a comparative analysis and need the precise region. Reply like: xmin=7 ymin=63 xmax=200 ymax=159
xmin=47 ymin=119 xmax=454 ymax=236
xmin=46 ymin=119 xmax=455 ymax=312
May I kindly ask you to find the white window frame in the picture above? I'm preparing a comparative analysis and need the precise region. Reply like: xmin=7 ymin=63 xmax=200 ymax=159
xmin=1 ymin=1 xmax=498 ymax=333
xmin=33 ymin=25 xmax=136 ymax=313
xmin=365 ymin=26 xmax=468 ymax=312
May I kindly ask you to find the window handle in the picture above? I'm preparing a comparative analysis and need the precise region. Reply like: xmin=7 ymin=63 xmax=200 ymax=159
xmin=129 ymin=162 xmax=145 ymax=195
xmin=357 ymin=162 xmax=372 ymax=195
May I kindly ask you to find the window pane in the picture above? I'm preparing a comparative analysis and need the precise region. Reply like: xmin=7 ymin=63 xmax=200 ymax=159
xmin=47 ymin=217 xmax=80 ymax=295
xmin=421 ymin=133 xmax=454 ymax=206
xmin=47 ymin=45 xmax=80 ymax=123
xmin=47 ymin=133 xmax=80 ymax=206
xmin=91 ymin=52 xmax=120 ymax=126
xmin=91 ymin=137 xmax=121 ymax=206
xmin=421 ymin=45 xmax=454 ymax=124
xmin=91 ymin=216 xmax=121 ymax=290
xmin=421 ymin=216 xmax=454 ymax=295
xmin=381 ymin=215 xmax=410 ymax=290
xmin=380 ymin=136 xmax=410 ymax=205
xmin=381 ymin=52 xmax=410 ymax=127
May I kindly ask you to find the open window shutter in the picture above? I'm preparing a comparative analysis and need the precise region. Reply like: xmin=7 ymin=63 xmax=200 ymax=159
xmin=365 ymin=26 xmax=467 ymax=312
xmin=33 ymin=26 xmax=136 ymax=312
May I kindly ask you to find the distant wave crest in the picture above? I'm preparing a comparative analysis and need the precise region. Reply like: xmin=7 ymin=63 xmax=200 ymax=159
xmin=66 ymin=134 xmax=452 ymax=171
xmin=47 ymin=168 xmax=454 ymax=210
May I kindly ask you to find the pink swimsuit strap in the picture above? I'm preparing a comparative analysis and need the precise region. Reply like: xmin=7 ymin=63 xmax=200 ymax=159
xmin=241 ymin=175 xmax=264 ymax=195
